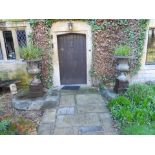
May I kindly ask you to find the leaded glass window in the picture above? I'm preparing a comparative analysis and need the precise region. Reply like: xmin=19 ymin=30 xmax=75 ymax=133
xmin=16 ymin=30 xmax=27 ymax=47
xmin=0 ymin=42 xmax=3 ymax=60
xmin=146 ymin=28 xmax=155 ymax=64
xmin=3 ymin=31 xmax=16 ymax=60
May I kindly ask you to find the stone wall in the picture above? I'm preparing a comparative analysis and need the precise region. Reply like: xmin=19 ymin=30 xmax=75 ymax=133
xmin=92 ymin=20 xmax=146 ymax=85
xmin=31 ymin=21 xmax=53 ymax=88
xmin=0 ymin=61 xmax=27 ymax=80
xmin=131 ymin=68 xmax=155 ymax=83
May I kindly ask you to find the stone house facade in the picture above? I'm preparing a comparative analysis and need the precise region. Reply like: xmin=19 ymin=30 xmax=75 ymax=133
xmin=0 ymin=19 xmax=155 ymax=87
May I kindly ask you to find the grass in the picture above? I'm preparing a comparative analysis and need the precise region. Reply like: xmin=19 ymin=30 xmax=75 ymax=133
xmin=122 ymin=123 xmax=155 ymax=135
xmin=108 ymin=83 xmax=155 ymax=135
xmin=114 ymin=45 xmax=131 ymax=56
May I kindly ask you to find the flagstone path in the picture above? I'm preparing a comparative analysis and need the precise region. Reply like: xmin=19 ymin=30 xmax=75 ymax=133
xmin=38 ymin=89 xmax=119 ymax=135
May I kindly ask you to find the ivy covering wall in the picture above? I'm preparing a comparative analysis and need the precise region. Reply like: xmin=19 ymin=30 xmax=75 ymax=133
xmin=29 ymin=20 xmax=53 ymax=88
xmin=88 ymin=19 xmax=148 ymax=84
xmin=29 ymin=19 xmax=148 ymax=87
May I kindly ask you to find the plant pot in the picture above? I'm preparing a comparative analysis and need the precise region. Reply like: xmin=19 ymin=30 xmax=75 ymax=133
xmin=26 ymin=59 xmax=44 ymax=98
xmin=113 ymin=56 xmax=134 ymax=93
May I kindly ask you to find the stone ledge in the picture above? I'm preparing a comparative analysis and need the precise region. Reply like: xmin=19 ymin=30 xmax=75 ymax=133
xmin=12 ymin=89 xmax=60 ymax=110
xmin=100 ymin=88 xmax=118 ymax=101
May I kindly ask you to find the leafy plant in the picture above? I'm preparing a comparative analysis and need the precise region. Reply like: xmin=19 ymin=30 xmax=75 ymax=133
xmin=11 ymin=69 xmax=31 ymax=90
xmin=19 ymin=43 xmax=42 ymax=60
xmin=114 ymin=45 xmax=131 ymax=56
xmin=108 ymin=83 xmax=155 ymax=134
xmin=0 ymin=117 xmax=35 ymax=135
xmin=0 ymin=119 xmax=17 ymax=135
xmin=122 ymin=123 xmax=155 ymax=135
xmin=125 ymin=83 xmax=155 ymax=104
xmin=0 ymin=120 xmax=11 ymax=134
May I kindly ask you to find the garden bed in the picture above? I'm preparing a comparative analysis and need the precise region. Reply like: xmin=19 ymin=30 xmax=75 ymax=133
xmin=0 ymin=92 xmax=44 ymax=135
xmin=108 ymin=83 xmax=155 ymax=135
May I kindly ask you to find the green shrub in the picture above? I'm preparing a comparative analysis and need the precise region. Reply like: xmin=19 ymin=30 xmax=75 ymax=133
xmin=0 ymin=117 xmax=35 ymax=135
xmin=11 ymin=69 xmax=31 ymax=90
xmin=108 ymin=83 xmax=155 ymax=127
xmin=109 ymin=96 xmax=133 ymax=125
xmin=114 ymin=45 xmax=131 ymax=56
xmin=19 ymin=43 xmax=42 ymax=60
xmin=125 ymin=83 xmax=155 ymax=104
xmin=0 ymin=119 xmax=17 ymax=135
xmin=108 ymin=96 xmax=130 ymax=108
xmin=122 ymin=123 xmax=155 ymax=135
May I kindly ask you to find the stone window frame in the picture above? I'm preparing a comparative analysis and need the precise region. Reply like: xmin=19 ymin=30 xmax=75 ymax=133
xmin=0 ymin=21 xmax=31 ymax=61
xmin=140 ymin=20 xmax=155 ymax=70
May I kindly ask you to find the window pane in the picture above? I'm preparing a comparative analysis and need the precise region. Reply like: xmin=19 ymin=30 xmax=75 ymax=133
xmin=0 ymin=42 xmax=3 ymax=60
xmin=16 ymin=30 xmax=27 ymax=47
xmin=3 ymin=31 xmax=16 ymax=60
xmin=146 ymin=28 xmax=155 ymax=64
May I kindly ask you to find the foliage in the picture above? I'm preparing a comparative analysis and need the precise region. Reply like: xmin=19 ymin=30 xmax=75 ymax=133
xmin=88 ymin=19 xmax=148 ymax=82
xmin=108 ymin=84 xmax=155 ymax=128
xmin=123 ymin=19 xmax=148 ymax=75
xmin=11 ymin=69 xmax=31 ymax=90
xmin=0 ymin=117 xmax=35 ymax=135
xmin=29 ymin=20 xmax=53 ymax=88
xmin=125 ymin=83 xmax=155 ymax=104
xmin=121 ymin=123 xmax=155 ymax=135
xmin=114 ymin=45 xmax=131 ymax=56
xmin=28 ymin=19 xmax=148 ymax=87
xmin=0 ymin=119 xmax=13 ymax=135
xmin=19 ymin=43 xmax=42 ymax=60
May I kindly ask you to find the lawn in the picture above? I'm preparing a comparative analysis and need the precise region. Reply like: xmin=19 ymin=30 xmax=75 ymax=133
xmin=108 ymin=83 xmax=155 ymax=135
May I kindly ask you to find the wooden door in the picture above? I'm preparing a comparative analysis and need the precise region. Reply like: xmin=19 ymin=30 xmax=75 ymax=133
xmin=57 ymin=33 xmax=87 ymax=85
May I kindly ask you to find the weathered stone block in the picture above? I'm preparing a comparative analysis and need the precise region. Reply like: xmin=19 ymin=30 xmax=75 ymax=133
xmin=76 ymin=94 xmax=103 ymax=105
xmin=41 ymin=109 xmax=56 ymax=123
xmin=77 ymin=104 xmax=107 ymax=113
xmin=54 ymin=127 xmax=76 ymax=135
xmin=79 ymin=126 xmax=103 ymax=134
xmin=57 ymin=107 xmax=75 ymax=115
xmin=59 ymin=95 xmax=75 ymax=107
xmin=38 ymin=123 xmax=51 ymax=135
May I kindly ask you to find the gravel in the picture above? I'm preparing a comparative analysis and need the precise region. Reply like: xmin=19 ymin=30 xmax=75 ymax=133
xmin=0 ymin=92 xmax=45 ymax=134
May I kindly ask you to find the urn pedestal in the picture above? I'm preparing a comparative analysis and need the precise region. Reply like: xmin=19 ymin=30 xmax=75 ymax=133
xmin=113 ymin=56 xmax=132 ymax=93
xmin=26 ymin=60 xmax=44 ymax=98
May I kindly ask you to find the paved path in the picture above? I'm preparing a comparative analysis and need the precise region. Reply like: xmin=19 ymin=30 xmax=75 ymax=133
xmin=38 ymin=89 xmax=118 ymax=135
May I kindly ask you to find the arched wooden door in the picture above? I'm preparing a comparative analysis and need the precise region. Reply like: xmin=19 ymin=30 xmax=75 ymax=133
xmin=57 ymin=33 xmax=87 ymax=85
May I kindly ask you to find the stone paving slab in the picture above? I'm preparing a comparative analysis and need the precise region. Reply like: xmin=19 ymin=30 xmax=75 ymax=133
xmin=79 ymin=126 xmax=103 ymax=134
xmin=57 ymin=107 xmax=75 ymax=115
xmin=98 ymin=113 xmax=113 ymax=124
xmin=54 ymin=128 xmax=73 ymax=135
xmin=38 ymin=90 xmax=119 ymax=135
xmin=76 ymin=94 xmax=104 ymax=105
xmin=77 ymin=104 xmax=108 ymax=113
xmin=60 ymin=90 xmax=78 ymax=95
xmin=80 ymin=131 xmax=105 ymax=135
xmin=38 ymin=123 xmax=52 ymax=135
xmin=59 ymin=95 xmax=75 ymax=107
xmin=55 ymin=113 xmax=101 ymax=128
xmin=41 ymin=109 xmax=56 ymax=123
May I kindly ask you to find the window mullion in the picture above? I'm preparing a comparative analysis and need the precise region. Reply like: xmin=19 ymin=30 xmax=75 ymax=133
xmin=11 ymin=28 xmax=20 ymax=60
xmin=0 ymin=30 xmax=7 ymax=60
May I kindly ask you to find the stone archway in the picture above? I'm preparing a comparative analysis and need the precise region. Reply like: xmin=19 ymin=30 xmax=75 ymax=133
xmin=51 ymin=21 xmax=92 ymax=87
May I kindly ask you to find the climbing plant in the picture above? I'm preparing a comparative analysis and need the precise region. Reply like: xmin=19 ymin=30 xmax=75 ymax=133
xmin=29 ymin=19 xmax=148 ymax=87
xmin=87 ymin=19 xmax=148 ymax=85
xmin=29 ymin=19 xmax=53 ymax=88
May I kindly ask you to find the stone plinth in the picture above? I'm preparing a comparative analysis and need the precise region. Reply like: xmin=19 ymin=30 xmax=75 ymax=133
xmin=12 ymin=88 xmax=60 ymax=110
